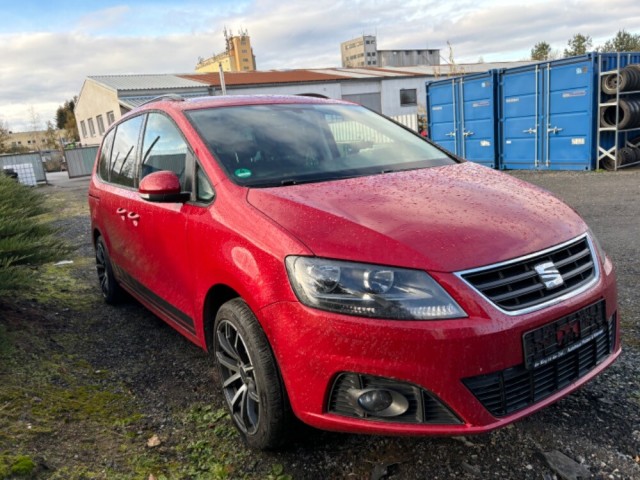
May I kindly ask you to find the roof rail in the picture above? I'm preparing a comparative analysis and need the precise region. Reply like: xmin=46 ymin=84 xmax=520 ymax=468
xmin=138 ymin=94 xmax=185 ymax=107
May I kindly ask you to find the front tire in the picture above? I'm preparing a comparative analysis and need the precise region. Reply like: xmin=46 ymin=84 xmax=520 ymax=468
xmin=213 ymin=298 xmax=291 ymax=449
xmin=95 ymin=236 xmax=123 ymax=305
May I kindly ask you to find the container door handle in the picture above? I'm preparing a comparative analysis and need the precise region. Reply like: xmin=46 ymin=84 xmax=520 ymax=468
xmin=463 ymin=130 xmax=474 ymax=137
xmin=547 ymin=126 xmax=563 ymax=134
xmin=445 ymin=131 xmax=456 ymax=137
xmin=522 ymin=128 xmax=537 ymax=134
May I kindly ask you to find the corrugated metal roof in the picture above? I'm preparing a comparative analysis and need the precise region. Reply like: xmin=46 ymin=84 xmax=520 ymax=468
xmin=90 ymin=74 xmax=206 ymax=91
xmin=179 ymin=70 xmax=350 ymax=87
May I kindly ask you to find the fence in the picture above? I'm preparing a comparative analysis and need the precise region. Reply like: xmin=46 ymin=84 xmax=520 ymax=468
xmin=0 ymin=152 xmax=47 ymax=184
xmin=65 ymin=146 xmax=98 ymax=178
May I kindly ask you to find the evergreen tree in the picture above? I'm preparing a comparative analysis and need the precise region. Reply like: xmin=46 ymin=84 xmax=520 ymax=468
xmin=564 ymin=34 xmax=593 ymax=57
xmin=531 ymin=41 xmax=552 ymax=61
xmin=0 ymin=175 xmax=70 ymax=292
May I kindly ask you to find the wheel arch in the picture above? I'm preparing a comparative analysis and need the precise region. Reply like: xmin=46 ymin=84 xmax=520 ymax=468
xmin=203 ymin=284 xmax=241 ymax=352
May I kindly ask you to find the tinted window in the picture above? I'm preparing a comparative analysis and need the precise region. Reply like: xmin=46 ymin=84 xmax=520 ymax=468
xmin=98 ymin=129 xmax=115 ymax=181
xmin=141 ymin=113 xmax=188 ymax=187
xmin=110 ymin=115 xmax=144 ymax=188
xmin=186 ymin=104 xmax=455 ymax=187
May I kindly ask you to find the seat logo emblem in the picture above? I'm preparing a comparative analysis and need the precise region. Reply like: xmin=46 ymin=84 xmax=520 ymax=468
xmin=534 ymin=262 xmax=564 ymax=290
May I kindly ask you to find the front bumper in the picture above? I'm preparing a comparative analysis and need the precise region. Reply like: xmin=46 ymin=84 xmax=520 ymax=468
xmin=258 ymin=257 xmax=619 ymax=436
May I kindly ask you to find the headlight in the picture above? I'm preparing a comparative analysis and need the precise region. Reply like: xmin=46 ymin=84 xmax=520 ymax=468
xmin=285 ymin=256 xmax=466 ymax=320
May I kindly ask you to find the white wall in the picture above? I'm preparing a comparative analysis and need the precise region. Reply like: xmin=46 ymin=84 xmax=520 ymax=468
xmin=380 ymin=77 xmax=427 ymax=118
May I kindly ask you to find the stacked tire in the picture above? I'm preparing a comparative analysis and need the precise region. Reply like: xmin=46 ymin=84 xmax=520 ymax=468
xmin=601 ymin=136 xmax=640 ymax=171
xmin=600 ymin=64 xmax=640 ymax=170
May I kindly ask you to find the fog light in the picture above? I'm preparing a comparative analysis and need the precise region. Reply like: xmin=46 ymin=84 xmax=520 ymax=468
xmin=349 ymin=388 xmax=409 ymax=417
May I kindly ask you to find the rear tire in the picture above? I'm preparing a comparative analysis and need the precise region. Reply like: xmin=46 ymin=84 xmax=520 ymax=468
xmin=213 ymin=298 xmax=292 ymax=450
xmin=95 ymin=236 xmax=123 ymax=305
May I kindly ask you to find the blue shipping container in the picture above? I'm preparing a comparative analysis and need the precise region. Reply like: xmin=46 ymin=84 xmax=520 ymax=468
xmin=426 ymin=71 xmax=499 ymax=168
xmin=426 ymin=53 xmax=640 ymax=170
xmin=500 ymin=52 xmax=640 ymax=170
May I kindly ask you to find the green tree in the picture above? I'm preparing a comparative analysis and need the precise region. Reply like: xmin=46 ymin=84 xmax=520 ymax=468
xmin=531 ymin=41 xmax=552 ymax=61
xmin=0 ymin=175 xmax=70 ymax=292
xmin=55 ymin=97 xmax=79 ymax=142
xmin=600 ymin=29 xmax=640 ymax=52
xmin=0 ymin=120 xmax=10 ymax=154
xmin=44 ymin=121 xmax=58 ymax=149
xmin=564 ymin=33 xmax=593 ymax=57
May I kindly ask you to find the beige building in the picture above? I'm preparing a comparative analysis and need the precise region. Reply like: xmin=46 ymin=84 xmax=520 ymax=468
xmin=341 ymin=35 xmax=440 ymax=68
xmin=341 ymin=35 xmax=378 ymax=67
xmin=1 ymin=129 xmax=67 ymax=151
xmin=74 ymin=75 xmax=210 ymax=145
xmin=195 ymin=29 xmax=256 ymax=73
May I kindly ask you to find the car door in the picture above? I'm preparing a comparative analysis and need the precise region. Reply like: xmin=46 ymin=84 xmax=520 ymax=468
xmin=125 ymin=112 xmax=197 ymax=337
xmin=98 ymin=115 xmax=145 ymax=279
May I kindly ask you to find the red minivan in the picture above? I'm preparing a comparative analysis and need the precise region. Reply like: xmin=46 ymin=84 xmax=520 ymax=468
xmin=89 ymin=95 xmax=619 ymax=449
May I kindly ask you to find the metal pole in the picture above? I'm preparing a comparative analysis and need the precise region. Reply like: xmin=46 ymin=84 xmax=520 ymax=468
xmin=218 ymin=64 xmax=227 ymax=95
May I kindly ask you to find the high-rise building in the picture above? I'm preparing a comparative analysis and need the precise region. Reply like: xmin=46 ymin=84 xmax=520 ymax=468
xmin=340 ymin=35 xmax=440 ymax=68
xmin=196 ymin=29 xmax=256 ymax=73
xmin=341 ymin=35 xmax=378 ymax=68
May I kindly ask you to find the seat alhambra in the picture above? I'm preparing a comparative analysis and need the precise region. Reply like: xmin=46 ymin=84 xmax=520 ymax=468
xmin=89 ymin=95 xmax=619 ymax=449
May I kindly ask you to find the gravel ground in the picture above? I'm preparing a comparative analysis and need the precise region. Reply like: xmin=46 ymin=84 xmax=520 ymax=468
xmin=36 ymin=169 xmax=640 ymax=478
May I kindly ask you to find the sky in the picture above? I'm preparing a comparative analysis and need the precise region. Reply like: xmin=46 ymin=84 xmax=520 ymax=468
xmin=1 ymin=0 xmax=640 ymax=131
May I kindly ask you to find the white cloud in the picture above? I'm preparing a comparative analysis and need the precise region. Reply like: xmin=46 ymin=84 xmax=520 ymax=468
xmin=1 ymin=0 xmax=640 ymax=130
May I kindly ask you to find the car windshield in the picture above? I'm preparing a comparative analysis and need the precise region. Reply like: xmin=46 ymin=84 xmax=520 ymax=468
xmin=186 ymin=103 xmax=456 ymax=187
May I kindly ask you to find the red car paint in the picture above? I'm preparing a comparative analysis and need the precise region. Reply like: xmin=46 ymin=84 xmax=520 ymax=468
xmin=89 ymin=95 xmax=619 ymax=438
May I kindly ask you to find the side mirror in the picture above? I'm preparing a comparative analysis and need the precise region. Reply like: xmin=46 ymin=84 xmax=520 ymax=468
xmin=139 ymin=171 xmax=190 ymax=203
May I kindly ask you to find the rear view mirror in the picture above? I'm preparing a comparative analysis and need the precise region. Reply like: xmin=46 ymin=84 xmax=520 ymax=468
xmin=139 ymin=171 xmax=190 ymax=203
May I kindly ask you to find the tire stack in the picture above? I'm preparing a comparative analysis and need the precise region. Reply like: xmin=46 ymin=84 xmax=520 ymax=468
xmin=600 ymin=64 xmax=640 ymax=170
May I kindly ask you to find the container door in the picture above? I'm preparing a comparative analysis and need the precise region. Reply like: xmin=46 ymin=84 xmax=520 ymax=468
xmin=545 ymin=60 xmax=595 ymax=170
xmin=427 ymin=80 xmax=459 ymax=155
xmin=460 ymin=74 xmax=497 ymax=168
xmin=501 ymin=66 xmax=544 ymax=169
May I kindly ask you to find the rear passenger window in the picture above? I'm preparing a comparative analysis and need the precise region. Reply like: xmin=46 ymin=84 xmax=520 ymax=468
xmin=141 ymin=113 xmax=188 ymax=187
xmin=98 ymin=129 xmax=115 ymax=181
xmin=110 ymin=115 xmax=144 ymax=188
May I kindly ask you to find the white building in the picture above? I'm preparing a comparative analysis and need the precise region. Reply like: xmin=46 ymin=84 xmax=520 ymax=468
xmin=75 ymin=62 xmax=534 ymax=146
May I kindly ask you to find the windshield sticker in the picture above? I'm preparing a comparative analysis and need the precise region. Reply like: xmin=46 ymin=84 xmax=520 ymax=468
xmin=235 ymin=168 xmax=252 ymax=179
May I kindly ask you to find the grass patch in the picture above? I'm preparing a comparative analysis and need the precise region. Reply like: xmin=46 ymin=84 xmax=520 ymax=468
xmin=16 ymin=257 xmax=97 ymax=311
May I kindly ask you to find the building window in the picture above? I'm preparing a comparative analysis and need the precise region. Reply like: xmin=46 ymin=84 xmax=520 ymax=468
xmin=107 ymin=111 xmax=115 ymax=125
xmin=88 ymin=118 xmax=96 ymax=136
xmin=80 ymin=120 xmax=87 ymax=138
xmin=400 ymin=89 xmax=417 ymax=106
xmin=97 ymin=115 xmax=105 ymax=135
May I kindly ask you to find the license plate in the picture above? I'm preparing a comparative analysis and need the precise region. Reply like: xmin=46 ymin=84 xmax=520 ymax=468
xmin=523 ymin=301 xmax=606 ymax=370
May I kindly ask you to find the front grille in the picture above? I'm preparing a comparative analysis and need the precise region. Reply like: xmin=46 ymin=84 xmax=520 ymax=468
xmin=328 ymin=373 xmax=461 ymax=424
xmin=463 ymin=311 xmax=615 ymax=417
xmin=459 ymin=235 xmax=597 ymax=313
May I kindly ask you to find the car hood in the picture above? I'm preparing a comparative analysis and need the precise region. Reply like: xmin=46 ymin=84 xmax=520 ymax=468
xmin=246 ymin=163 xmax=586 ymax=272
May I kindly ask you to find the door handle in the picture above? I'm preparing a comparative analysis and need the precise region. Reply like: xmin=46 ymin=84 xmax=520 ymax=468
xmin=463 ymin=130 xmax=474 ymax=137
xmin=522 ymin=128 xmax=537 ymax=134
xmin=445 ymin=131 xmax=456 ymax=137
xmin=547 ymin=126 xmax=564 ymax=134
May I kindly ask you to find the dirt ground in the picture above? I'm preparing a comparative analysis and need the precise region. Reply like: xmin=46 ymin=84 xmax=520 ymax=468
xmin=0 ymin=169 xmax=639 ymax=479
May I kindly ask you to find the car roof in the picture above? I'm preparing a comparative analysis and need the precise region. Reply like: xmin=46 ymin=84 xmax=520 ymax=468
xmin=132 ymin=94 xmax=355 ymax=114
